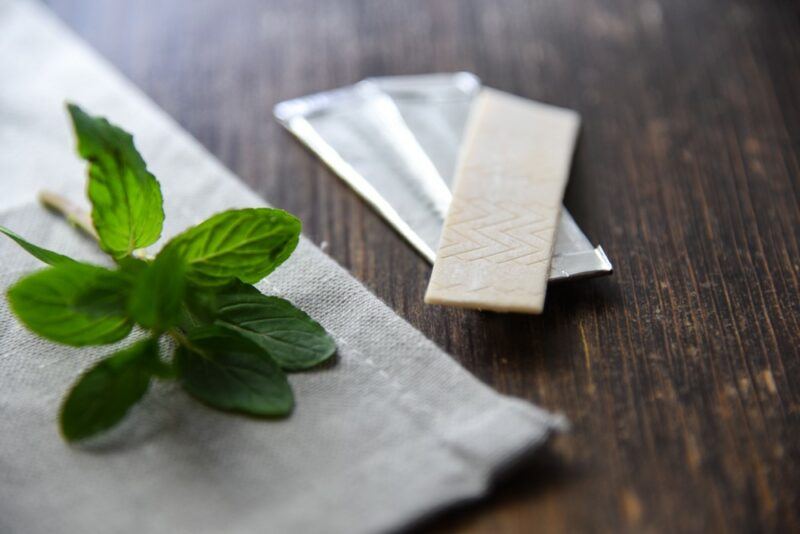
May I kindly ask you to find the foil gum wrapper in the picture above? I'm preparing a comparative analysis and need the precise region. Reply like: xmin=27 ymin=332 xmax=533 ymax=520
xmin=274 ymin=73 xmax=612 ymax=282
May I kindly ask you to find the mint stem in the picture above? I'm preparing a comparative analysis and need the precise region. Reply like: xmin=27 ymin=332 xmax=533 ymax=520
xmin=38 ymin=190 xmax=98 ymax=239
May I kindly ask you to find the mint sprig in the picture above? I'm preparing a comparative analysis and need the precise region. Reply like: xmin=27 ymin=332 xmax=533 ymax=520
xmin=1 ymin=104 xmax=335 ymax=442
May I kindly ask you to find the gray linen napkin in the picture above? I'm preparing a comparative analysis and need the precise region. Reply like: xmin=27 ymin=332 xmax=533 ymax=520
xmin=0 ymin=1 xmax=564 ymax=532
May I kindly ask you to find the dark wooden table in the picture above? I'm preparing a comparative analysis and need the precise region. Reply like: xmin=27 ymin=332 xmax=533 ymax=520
xmin=44 ymin=0 xmax=800 ymax=531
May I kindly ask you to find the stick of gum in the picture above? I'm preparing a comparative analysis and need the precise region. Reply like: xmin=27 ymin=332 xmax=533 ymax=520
xmin=424 ymin=88 xmax=580 ymax=314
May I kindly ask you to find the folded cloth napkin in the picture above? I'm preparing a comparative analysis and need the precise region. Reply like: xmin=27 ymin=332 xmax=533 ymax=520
xmin=0 ymin=1 xmax=564 ymax=532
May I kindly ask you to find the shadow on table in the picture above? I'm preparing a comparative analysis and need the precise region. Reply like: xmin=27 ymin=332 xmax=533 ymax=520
xmin=405 ymin=444 xmax=573 ymax=533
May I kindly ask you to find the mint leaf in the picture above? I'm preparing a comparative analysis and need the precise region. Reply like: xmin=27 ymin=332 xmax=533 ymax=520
xmin=116 ymin=256 xmax=149 ymax=274
xmin=7 ymin=262 xmax=132 ymax=346
xmin=163 ymin=208 xmax=300 ymax=286
xmin=128 ymin=246 xmax=186 ymax=331
xmin=60 ymin=338 xmax=157 ymax=442
xmin=175 ymin=326 xmax=293 ymax=416
xmin=0 ymin=225 xmax=77 ymax=266
xmin=198 ymin=281 xmax=335 ymax=371
xmin=67 ymin=103 xmax=164 ymax=259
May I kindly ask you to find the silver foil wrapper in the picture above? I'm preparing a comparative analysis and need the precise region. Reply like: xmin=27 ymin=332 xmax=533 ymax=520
xmin=274 ymin=73 xmax=612 ymax=281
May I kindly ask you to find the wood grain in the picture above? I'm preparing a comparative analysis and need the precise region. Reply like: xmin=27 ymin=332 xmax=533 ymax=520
xmin=42 ymin=0 xmax=800 ymax=532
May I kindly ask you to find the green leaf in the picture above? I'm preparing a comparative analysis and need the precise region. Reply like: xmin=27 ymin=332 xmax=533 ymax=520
xmin=207 ymin=281 xmax=335 ymax=371
xmin=0 ymin=225 xmax=77 ymax=266
xmin=128 ymin=246 xmax=186 ymax=331
xmin=60 ymin=337 xmax=158 ymax=442
xmin=175 ymin=326 xmax=293 ymax=416
xmin=7 ymin=262 xmax=133 ymax=346
xmin=67 ymin=103 xmax=164 ymax=259
xmin=116 ymin=256 xmax=149 ymax=275
xmin=163 ymin=208 xmax=300 ymax=287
